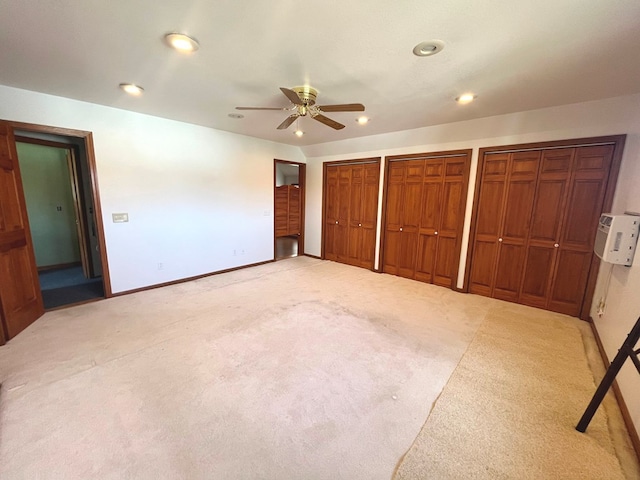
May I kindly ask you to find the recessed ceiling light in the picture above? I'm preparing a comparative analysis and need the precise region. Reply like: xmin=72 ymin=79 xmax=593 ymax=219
xmin=294 ymin=129 xmax=304 ymax=137
xmin=413 ymin=40 xmax=445 ymax=57
xmin=119 ymin=83 xmax=144 ymax=96
xmin=356 ymin=116 xmax=369 ymax=125
xmin=228 ymin=113 xmax=244 ymax=119
xmin=456 ymin=93 xmax=477 ymax=104
xmin=164 ymin=33 xmax=199 ymax=53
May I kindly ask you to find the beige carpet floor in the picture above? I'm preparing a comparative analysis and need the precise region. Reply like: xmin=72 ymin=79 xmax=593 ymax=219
xmin=393 ymin=303 xmax=640 ymax=479
xmin=0 ymin=257 xmax=638 ymax=479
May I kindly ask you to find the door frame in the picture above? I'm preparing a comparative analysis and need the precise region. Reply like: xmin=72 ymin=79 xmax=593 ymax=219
xmin=5 ymin=120 xmax=112 ymax=298
xmin=464 ymin=134 xmax=626 ymax=320
xmin=273 ymin=159 xmax=306 ymax=258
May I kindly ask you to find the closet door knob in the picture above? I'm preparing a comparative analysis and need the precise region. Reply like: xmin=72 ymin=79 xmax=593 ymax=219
xmin=554 ymin=243 xmax=559 ymax=248
xmin=358 ymin=223 xmax=362 ymax=227
xmin=434 ymin=231 xmax=438 ymax=235
xmin=335 ymin=220 xmax=338 ymax=224
xmin=400 ymin=227 xmax=403 ymax=232
xmin=498 ymin=238 xmax=503 ymax=242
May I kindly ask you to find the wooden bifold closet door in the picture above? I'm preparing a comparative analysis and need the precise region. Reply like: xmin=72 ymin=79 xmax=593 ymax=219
xmin=468 ymin=137 xmax=624 ymax=318
xmin=382 ymin=151 xmax=471 ymax=288
xmin=323 ymin=159 xmax=380 ymax=270
xmin=275 ymin=185 xmax=301 ymax=237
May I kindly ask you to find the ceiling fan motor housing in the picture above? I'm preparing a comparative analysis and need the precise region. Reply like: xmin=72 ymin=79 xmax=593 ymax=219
xmin=292 ymin=86 xmax=318 ymax=106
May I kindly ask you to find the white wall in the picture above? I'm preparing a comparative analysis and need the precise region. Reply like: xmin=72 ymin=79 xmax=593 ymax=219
xmin=0 ymin=86 xmax=305 ymax=293
xmin=303 ymin=93 xmax=640 ymax=438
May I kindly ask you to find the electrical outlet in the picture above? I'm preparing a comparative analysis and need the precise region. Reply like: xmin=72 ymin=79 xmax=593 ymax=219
xmin=157 ymin=262 xmax=163 ymax=270
xmin=241 ymin=249 xmax=245 ymax=255
xmin=233 ymin=249 xmax=237 ymax=256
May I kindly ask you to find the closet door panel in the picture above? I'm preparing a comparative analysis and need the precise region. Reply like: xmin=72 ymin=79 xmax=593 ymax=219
xmin=324 ymin=167 xmax=339 ymax=260
xmin=288 ymin=186 xmax=300 ymax=235
xmin=548 ymin=145 xmax=613 ymax=316
xmin=548 ymin=250 xmax=592 ymax=315
xmin=346 ymin=166 xmax=363 ymax=265
xmin=397 ymin=162 xmax=423 ymax=279
xmin=335 ymin=166 xmax=351 ymax=259
xmin=433 ymin=236 xmax=457 ymax=287
xmin=275 ymin=186 xmax=289 ymax=238
xmin=493 ymin=152 xmax=539 ymax=301
xmin=469 ymin=153 xmax=508 ymax=295
xmin=519 ymin=246 xmax=554 ymax=308
xmin=415 ymin=175 xmax=442 ymax=283
xmin=469 ymin=241 xmax=497 ymax=295
xmin=382 ymin=163 xmax=405 ymax=274
xmin=359 ymin=164 xmax=380 ymax=268
xmin=415 ymin=234 xmax=437 ymax=283
xmin=519 ymin=149 xmax=574 ymax=307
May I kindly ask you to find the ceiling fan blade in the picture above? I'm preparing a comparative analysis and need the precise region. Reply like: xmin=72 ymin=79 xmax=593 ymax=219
xmin=277 ymin=114 xmax=299 ymax=130
xmin=280 ymin=87 xmax=304 ymax=105
xmin=317 ymin=103 xmax=365 ymax=112
xmin=313 ymin=114 xmax=345 ymax=130
xmin=235 ymin=106 xmax=288 ymax=110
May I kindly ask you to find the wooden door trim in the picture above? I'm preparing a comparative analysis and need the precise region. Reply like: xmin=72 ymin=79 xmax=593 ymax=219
xmin=7 ymin=119 xmax=113 ymax=297
xmin=273 ymin=159 xmax=306 ymax=259
xmin=464 ymin=135 xmax=626 ymax=321
xmin=379 ymin=150 xmax=472 ymax=287
xmin=321 ymin=157 xmax=381 ymax=268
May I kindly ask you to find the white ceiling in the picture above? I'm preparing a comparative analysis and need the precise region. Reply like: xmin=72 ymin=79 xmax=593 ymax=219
xmin=1 ymin=0 xmax=639 ymax=147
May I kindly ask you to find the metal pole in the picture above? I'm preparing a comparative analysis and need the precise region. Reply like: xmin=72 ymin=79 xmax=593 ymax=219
xmin=576 ymin=317 xmax=640 ymax=433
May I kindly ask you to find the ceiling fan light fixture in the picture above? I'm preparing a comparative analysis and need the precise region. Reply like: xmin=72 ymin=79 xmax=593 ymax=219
xmin=119 ymin=83 xmax=144 ymax=96
xmin=164 ymin=33 xmax=200 ymax=53
xmin=413 ymin=40 xmax=445 ymax=57
xmin=356 ymin=116 xmax=369 ymax=125
xmin=294 ymin=129 xmax=304 ymax=137
xmin=456 ymin=93 xmax=477 ymax=104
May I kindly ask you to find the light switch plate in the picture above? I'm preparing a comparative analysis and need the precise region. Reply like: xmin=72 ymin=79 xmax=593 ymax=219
xmin=112 ymin=213 xmax=129 ymax=223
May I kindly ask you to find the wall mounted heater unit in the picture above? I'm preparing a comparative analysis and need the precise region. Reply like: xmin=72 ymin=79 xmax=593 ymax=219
xmin=594 ymin=214 xmax=640 ymax=266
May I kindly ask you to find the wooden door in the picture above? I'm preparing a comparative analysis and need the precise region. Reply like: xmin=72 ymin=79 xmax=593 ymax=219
xmin=335 ymin=166 xmax=351 ymax=260
xmin=323 ymin=160 xmax=380 ymax=270
xmin=382 ymin=162 xmax=405 ymax=275
xmin=548 ymin=145 xmax=614 ymax=316
xmin=396 ymin=161 xmax=424 ymax=278
xmin=492 ymin=151 xmax=540 ymax=301
xmin=346 ymin=165 xmax=364 ymax=266
xmin=274 ymin=185 xmax=289 ymax=237
xmin=288 ymin=186 xmax=301 ymax=235
xmin=0 ymin=122 xmax=44 ymax=342
xmin=415 ymin=159 xmax=443 ymax=284
xmin=519 ymin=149 xmax=574 ymax=309
xmin=324 ymin=167 xmax=339 ymax=261
xmin=348 ymin=163 xmax=380 ymax=269
xmin=432 ymin=158 xmax=468 ymax=288
xmin=469 ymin=153 xmax=509 ymax=296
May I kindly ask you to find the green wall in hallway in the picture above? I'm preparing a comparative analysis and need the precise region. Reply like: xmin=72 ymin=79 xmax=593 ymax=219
xmin=16 ymin=142 xmax=81 ymax=268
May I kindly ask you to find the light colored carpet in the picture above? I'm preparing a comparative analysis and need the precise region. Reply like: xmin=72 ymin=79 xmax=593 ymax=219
xmin=0 ymin=257 xmax=637 ymax=479
xmin=394 ymin=303 xmax=639 ymax=480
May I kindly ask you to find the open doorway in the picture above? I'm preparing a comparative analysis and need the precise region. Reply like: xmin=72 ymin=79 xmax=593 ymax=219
xmin=15 ymin=135 xmax=104 ymax=309
xmin=274 ymin=159 xmax=306 ymax=260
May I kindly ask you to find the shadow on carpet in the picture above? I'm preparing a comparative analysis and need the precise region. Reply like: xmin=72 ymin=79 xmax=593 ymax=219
xmin=41 ymin=281 xmax=104 ymax=309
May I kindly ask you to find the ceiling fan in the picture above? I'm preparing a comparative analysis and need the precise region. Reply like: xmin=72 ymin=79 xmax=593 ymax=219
xmin=236 ymin=86 xmax=365 ymax=131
